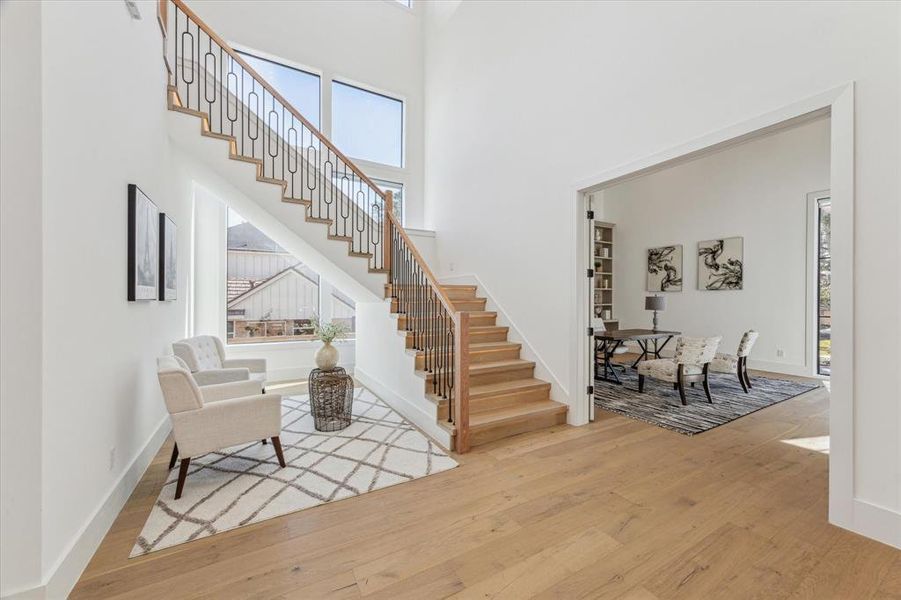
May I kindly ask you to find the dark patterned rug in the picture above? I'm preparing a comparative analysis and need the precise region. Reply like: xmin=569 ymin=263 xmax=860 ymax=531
xmin=594 ymin=366 xmax=821 ymax=435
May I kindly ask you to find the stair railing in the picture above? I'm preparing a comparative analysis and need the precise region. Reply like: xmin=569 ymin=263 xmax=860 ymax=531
xmin=158 ymin=0 xmax=470 ymax=452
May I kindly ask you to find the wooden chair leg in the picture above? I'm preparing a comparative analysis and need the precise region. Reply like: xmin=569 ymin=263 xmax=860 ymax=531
xmin=175 ymin=457 xmax=191 ymax=500
xmin=690 ymin=382 xmax=695 ymax=388
xmin=703 ymin=373 xmax=713 ymax=403
xmin=271 ymin=436 xmax=287 ymax=468
xmin=677 ymin=365 xmax=687 ymax=405
xmin=673 ymin=383 xmax=678 ymax=390
xmin=638 ymin=374 xmax=645 ymax=393
xmin=261 ymin=439 xmax=268 ymax=445
xmin=743 ymin=362 xmax=753 ymax=389
xmin=168 ymin=442 xmax=179 ymax=469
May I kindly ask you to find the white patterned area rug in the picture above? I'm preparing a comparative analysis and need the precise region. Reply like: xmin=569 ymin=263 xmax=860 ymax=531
xmin=132 ymin=388 xmax=457 ymax=556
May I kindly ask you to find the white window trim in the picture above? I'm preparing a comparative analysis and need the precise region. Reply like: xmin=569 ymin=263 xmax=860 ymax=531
xmin=806 ymin=189 xmax=831 ymax=379
xmin=331 ymin=76 xmax=407 ymax=169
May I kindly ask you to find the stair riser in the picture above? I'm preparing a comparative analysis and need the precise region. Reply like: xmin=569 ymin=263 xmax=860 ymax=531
xmin=470 ymin=329 xmax=509 ymax=343
xmin=415 ymin=346 xmax=521 ymax=370
xmin=405 ymin=329 xmax=508 ymax=349
xmin=436 ymin=387 xmax=551 ymax=421
xmin=452 ymin=299 xmax=488 ymax=311
xmin=424 ymin=364 xmax=533 ymax=390
xmin=392 ymin=298 xmax=487 ymax=312
xmin=471 ymin=365 xmax=535 ymax=387
xmin=471 ymin=385 xmax=551 ymax=410
xmin=397 ymin=314 xmax=496 ymax=330
xmin=442 ymin=287 xmax=478 ymax=300
xmin=385 ymin=283 xmax=479 ymax=301
xmin=469 ymin=410 xmax=567 ymax=448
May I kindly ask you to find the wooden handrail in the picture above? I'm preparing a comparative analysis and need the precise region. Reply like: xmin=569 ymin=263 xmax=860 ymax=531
xmin=169 ymin=0 xmax=387 ymax=201
xmin=386 ymin=211 xmax=458 ymax=322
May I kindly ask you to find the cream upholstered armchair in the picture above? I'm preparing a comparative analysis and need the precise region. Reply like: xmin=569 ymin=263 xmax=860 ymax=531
xmin=637 ymin=336 xmax=722 ymax=405
xmin=710 ymin=330 xmax=759 ymax=393
xmin=156 ymin=356 xmax=285 ymax=499
xmin=173 ymin=335 xmax=267 ymax=388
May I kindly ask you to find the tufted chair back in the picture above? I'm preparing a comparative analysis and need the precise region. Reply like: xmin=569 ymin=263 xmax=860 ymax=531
xmin=172 ymin=335 xmax=226 ymax=372
xmin=737 ymin=330 xmax=759 ymax=357
xmin=157 ymin=355 xmax=204 ymax=413
xmin=674 ymin=336 xmax=722 ymax=366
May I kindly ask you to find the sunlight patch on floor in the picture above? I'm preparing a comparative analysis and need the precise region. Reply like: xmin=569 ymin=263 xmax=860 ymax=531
xmin=781 ymin=435 xmax=830 ymax=454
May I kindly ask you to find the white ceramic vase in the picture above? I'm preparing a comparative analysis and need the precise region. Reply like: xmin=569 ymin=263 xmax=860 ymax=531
xmin=315 ymin=341 xmax=339 ymax=370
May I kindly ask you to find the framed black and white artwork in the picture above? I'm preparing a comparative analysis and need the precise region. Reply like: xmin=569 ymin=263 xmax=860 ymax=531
xmin=159 ymin=213 xmax=177 ymax=301
xmin=647 ymin=245 xmax=683 ymax=292
xmin=698 ymin=237 xmax=744 ymax=290
xmin=127 ymin=184 xmax=159 ymax=301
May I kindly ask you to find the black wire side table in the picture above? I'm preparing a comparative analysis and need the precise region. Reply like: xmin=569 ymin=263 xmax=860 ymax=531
xmin=308 ymin=367 xmax=354 ymax=432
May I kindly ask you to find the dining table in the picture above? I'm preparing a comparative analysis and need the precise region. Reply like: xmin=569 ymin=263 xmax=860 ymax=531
xmin=594 ymin=328 xmax=681 ymax=385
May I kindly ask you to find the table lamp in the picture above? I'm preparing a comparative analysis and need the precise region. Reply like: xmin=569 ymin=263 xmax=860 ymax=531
xmin=645 ymin=295 xmax=666 ymax=331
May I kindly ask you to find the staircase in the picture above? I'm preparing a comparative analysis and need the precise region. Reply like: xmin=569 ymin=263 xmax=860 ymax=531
xmin=399 ymin=283 xmax=567 ymax=447
xmin=158 ymin=0 xmax=567 ymax=452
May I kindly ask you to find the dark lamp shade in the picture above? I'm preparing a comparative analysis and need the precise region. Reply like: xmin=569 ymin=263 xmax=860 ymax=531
xmin=645 ymin=295 xmax=666 ymax=311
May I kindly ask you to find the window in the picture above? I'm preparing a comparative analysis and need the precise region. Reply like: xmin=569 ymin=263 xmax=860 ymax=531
xmin=235 ymin=49 xmax=321 ymax=129
xmin=816 ymin=197 xmax=831 ymax=376
xmin=226 ymin=209 xmax=355 ymax=343
xmin=372 ymin=178 xmax=404 ymax=223
xmin=332 ymin=81 xmax=403 ymax=167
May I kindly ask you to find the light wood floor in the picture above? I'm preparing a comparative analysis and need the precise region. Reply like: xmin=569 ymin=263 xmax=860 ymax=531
xmin=71 ymin=371 xmax=899 ymax=599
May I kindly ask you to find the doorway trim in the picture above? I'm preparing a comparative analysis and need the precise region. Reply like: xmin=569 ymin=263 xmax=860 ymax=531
xmin=568 ymin=84 xmax=858 ymax=536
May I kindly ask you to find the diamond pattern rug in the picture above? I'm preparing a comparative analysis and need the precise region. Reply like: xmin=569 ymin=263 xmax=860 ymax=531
xmin=131 ymin=387 xmax=457 ymax=556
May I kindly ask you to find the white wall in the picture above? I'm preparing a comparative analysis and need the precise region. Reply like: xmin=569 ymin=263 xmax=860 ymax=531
xmin=0 ymin=1 xmax=44 ymax=596
xmin=600 ymin=117 xmax=830 ymax=375
xmin=424 ymin=0 xmax=899 ymax=537
xmin=1 ymin=1 xmax=193 ymax=596
xmin=193 ymin=0 xmax=426 ymax=228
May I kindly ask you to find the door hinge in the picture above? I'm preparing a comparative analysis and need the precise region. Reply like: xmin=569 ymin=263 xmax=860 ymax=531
xmin=587 ymin=327 xmax=594 ymax=336
xmin=587 ymin=268 xmax=594 ymax=278
xmin=586 ymin=210 xmax=594 ymax=220
xmin=587 ymin=385 xmax=594 ymax=395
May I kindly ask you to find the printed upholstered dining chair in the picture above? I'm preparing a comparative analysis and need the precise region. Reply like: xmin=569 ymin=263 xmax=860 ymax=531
xmin=173 ymin=335 xmax=267 ymax=388
xmin=637 ymin=336 xmax=722 ymax=405
xmin=156 ymin=356 xmax=285 ymax=499
xmin=709 ymin=330 xmax=759 ymax=393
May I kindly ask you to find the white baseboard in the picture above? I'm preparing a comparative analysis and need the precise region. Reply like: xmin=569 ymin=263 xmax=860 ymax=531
xmin=354 ymin=368 xmax=453 ymax=450
xmin=839 ymin=499 xmax=901 ymax=550
xmin=5 ymin=417 xmax=172 ymax=600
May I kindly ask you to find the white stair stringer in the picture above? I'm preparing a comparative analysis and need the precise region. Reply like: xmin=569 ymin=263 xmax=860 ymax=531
xmin=354 ymin=301 xmax=454 ymax=450
xmin=167 ymin=107 xmax=385 ymax=303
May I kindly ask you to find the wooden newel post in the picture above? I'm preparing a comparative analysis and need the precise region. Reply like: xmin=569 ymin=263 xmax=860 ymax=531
xmin=383 ymin=190 xmax=393 ymax=273
xmin=454 ymin=312 xmax=471 ymax=453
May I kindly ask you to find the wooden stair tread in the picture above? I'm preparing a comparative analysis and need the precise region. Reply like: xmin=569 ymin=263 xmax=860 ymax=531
xmin=469 ymin=359 xmax=534 ymax=374
xmin=414 ymin=339 xmax=515 ymax=355
xmin=467 ymin=341 xmax=520 ymax=351
xmin=469 ymin=400 xmax=567 ymax=428
xmin=422 ymin=358 xmax=534 ymax=380
xmin=400 ymin=311 xmax=496 ymax=320
xmin=470 ymin=377 xmax=551 ymax=399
